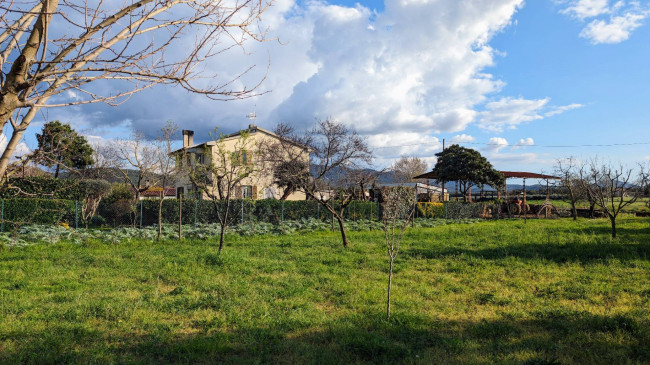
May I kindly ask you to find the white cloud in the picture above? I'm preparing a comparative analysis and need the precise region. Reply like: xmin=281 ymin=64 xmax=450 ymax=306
xmin=451 ymin=134 xmax=475 ymax=143
xmin=368 ymin=132 xmax=440 ymax=167
xmin=580 ymin=11 xmax=647 ymax=43
xmin=0 ymin=133 xmax=31 ymax=161
xmin=484 ymin=137 xmax=509 ymax=153
xmin=478 ymin=97 xmax=548 ymax=132
xmin=544 ymin=103 xmax=584 ymax=117
xmin=478 ymin=97 xmax=580 ymax=132
xmin=32 ymin=0 xmax=578 ymax=171
xmin=512 ymin=137 xmax=535 ymax=149
xmin=559 ymin=0 xmax=649 ymax=44
xmin=561 ymin=0 xmax=611 ymax=19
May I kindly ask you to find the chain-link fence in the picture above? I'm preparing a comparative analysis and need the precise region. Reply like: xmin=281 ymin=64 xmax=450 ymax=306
xmin=3 ymin=196 xmax=591 ymax=232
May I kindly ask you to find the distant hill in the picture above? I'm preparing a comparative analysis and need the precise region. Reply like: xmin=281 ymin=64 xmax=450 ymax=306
xmin=308 ymin=165 xmax=552 ymax=193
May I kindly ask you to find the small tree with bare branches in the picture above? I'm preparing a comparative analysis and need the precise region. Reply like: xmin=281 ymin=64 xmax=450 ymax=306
xmin=153 ymin=121 xmax=179 ymax=241
xmin=579 ymin=161 xmax=645 ymax=238
xmin=554 ymin=157 xmax=585 ymax=220
xmin=381 ymin=185 xmax=416 ymax=319
xmin=187 ymin=130 xmax=258 ymax=252
xmin=300 ymin=119 xmax=373 ymax=248
xmin=106 ymin=131 xmax=158 ymax=201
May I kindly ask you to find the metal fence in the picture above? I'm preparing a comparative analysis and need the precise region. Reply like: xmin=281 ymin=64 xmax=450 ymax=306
xmin=0 ymin=197 xmax=593 ymax=232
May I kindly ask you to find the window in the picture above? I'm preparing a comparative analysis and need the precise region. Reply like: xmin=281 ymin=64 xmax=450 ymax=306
xmin=242 ymin=151 xmax=247 ymax=164
xmin=241 ymin=185 xmax=252 ymax=199
xmin=196 ymin=153 xmax=205 ymax=164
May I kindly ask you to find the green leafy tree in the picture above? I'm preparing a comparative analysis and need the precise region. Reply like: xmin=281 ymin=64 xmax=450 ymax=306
xmin=34 ymin=121 xmax=94 ymax=178
xmin=430 ymin=145 xmax=503 ymax=201
xmin=273 ymin=160 xmax=310 ymax=200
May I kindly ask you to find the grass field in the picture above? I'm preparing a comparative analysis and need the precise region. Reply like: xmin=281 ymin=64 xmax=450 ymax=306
xmin=527 ymin=198 xmax=650 ymax=213
xmin=1 ymin=218 xmax=649 ymax=364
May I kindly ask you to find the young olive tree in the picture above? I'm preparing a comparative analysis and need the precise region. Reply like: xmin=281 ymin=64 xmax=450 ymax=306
xmin=106 ymin=131 xmax=158 ymax=201
xmin=0 ymin=0 xmax=272 ymax=179
xmin=300 ymin=119 xmax=373 ymax=248
xmin=554 ymin=157 xmax=585 ymax=220
xmin=78 ymin=179 xmax=111 ymax=229
xmin=579 ymin=161 xmax=645 ymax=238
xmin=381 ymin=186 xmax=416 ymax=319
xmin=391 ymin=155 xmax=428 ymax=183
xmin=153 ymin=121 xmax=179 ymax=241
xmin=188 ymin=130 xmax=258 ymax=252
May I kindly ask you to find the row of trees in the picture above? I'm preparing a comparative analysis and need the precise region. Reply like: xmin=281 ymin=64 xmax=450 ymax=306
xmin=555 ymin=157 xmax=648 ymax=238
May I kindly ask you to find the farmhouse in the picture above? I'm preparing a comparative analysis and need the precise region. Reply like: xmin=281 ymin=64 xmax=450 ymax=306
xmin=172 ymin=124 xmax=309 ymax=201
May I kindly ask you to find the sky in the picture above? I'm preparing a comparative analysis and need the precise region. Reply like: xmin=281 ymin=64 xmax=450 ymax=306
xmin=3 ymin=0 xmax=650 ymax=176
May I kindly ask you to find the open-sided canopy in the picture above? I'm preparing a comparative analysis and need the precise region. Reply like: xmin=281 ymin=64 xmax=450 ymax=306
xmin=413 ymin=171 xmax=560 ymax=180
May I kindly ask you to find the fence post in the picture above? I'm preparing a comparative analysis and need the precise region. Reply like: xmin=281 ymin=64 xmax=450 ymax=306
xmin=75 ymin=200 xmax=79 ymax=230
xmin=194 ymin=199 xmax=198 ymax=228
xmin=317 ymin=203 xmax=320 ymax=220
xmin=1 ymin=199 xmax=4 ymax=233
xmin=140 ymin=200 xmax=143 ymax=229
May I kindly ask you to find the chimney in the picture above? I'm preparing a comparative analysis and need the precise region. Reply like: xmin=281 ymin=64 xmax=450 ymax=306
xmin=248 ymin=124 xmax=257 ymax=131
xmin=182 ymin=130 xmax=194 ymax=148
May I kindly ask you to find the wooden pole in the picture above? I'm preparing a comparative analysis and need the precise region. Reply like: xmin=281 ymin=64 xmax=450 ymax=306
xmin=178 ymin=193 xmax=183 ymax=240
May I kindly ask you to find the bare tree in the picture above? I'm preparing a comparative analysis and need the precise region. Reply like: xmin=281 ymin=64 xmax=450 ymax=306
xmin=153 ymin=121 xmax=178 ymax=241
xmin=107 ymin=131 xmax=157 ymax=201
xmin=391 ymin=155 xmax=427 ymax=183
xmin=300 ymin=119 xmax=373 ymax=248
xmin=554 ymin=157 xmax=585 ymax=220
xmin=381 ymin=186 xmax=416 ymax=319
xmin=0 ymin=0 xmax=272 ymax=179
xmin=188 ymin=129 xmax=258 ymax=252
xmin=578 ymin=161 xmax=645 ymax=238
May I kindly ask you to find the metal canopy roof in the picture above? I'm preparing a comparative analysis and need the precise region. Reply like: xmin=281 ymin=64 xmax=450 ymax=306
xmin=413 ymin=171 xmax=560 ymax=180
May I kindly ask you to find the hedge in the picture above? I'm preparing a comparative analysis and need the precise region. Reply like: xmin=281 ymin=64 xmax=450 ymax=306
xmin=1 ymin=199 xmax=76 ymax=229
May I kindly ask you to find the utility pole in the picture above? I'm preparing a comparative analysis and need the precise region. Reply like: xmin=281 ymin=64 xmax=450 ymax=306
xmin=441 ymin=139 xmax=446 ymax=202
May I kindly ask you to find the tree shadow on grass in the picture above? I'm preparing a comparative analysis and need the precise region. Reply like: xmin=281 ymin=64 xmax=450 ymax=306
xmin=2 ymin=310 xmax=649 ymax=364
xmin=405 ymin=223 xmax=650 ymax=264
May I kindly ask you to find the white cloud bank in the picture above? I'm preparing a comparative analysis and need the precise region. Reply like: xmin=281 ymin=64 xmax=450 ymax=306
xmin=559 ymin=0 xmax=649 ymax=44
xmin=47 ymin=0 xmax=581 ymax=168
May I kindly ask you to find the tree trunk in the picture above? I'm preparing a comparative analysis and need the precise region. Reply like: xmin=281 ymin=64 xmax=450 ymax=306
xmin=610 ymin=215 xmax=617 ymax=239
xmin=0 ymin=125 xmax=28 ymax=179
xmin=218 ymin=204 xmax=229 ymax=252
xmin=280 ymin=186 xmax=292 ymax=200
xmin=157 ymin=194 xmax=163 ymax=241
xmin=570 ymin=203 xmax=577 ymax=220
xmin=334 ymin=214 xmax=349 ymax=248
xmin=387 ymin=257 xmax=393 ymax=319
xmin=219 ymin=223 xmax=226 ymax=252
xmin=55 ymin=163 xmax=61 ymax=178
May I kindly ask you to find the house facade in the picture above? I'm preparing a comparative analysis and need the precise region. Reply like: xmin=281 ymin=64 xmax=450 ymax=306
xmin=172 ymin=124 xmax=309 ymax=201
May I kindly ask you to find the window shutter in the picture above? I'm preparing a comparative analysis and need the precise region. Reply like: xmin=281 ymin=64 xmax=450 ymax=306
xmin=252 ymin=185 xmax=258 ymax=200
xmin=235 ymin=185 xmax=242 ymax=198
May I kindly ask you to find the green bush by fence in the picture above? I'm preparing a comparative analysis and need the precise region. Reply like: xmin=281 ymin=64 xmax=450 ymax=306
xmin=1 ymin=199 xmax=76 ymax=230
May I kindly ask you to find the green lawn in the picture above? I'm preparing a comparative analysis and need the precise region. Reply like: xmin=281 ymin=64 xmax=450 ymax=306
xmin=1 ymin=218 xmax=650 ymax=364
xmin=527 ymin=198 xmax=650 ymax=213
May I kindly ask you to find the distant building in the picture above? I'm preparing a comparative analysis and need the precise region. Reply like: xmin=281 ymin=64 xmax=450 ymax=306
xmin=372 ymin=182 xmax=448 ymax=202
xmin=172 ymin=124 xmax=309 ymax=200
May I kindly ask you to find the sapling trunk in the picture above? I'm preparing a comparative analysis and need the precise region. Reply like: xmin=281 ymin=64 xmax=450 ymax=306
xmin=387 ymin=257 xmax=394 ymax=318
